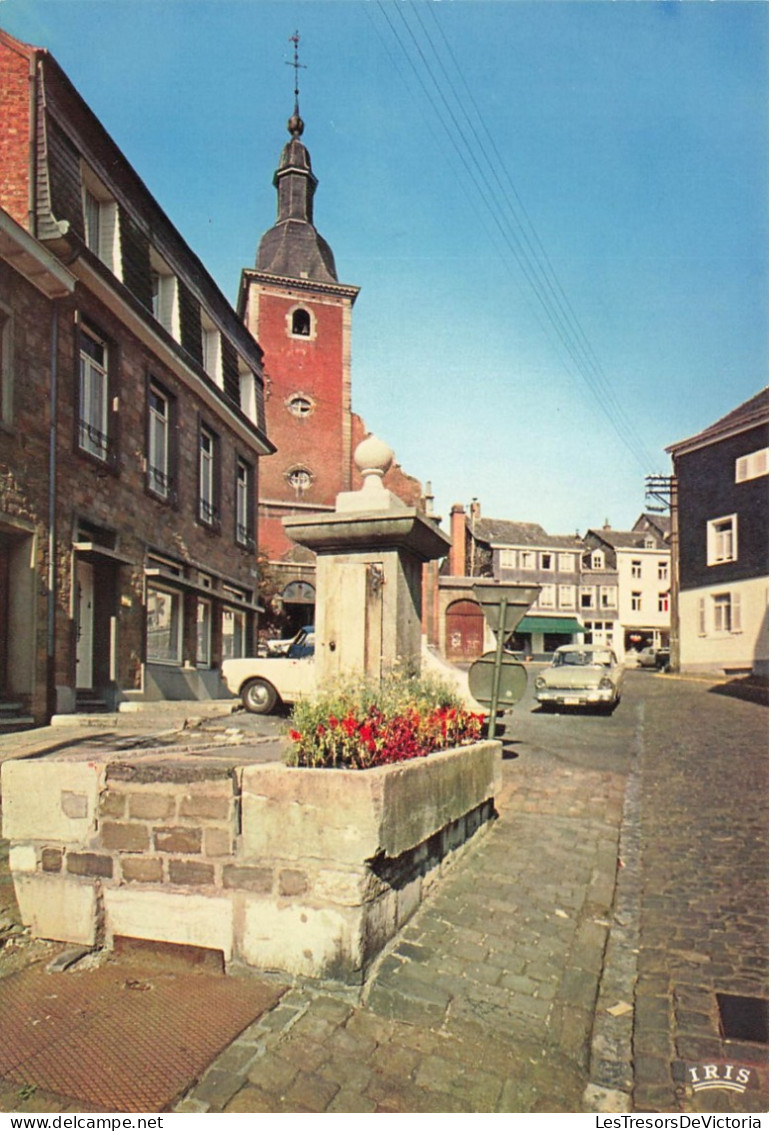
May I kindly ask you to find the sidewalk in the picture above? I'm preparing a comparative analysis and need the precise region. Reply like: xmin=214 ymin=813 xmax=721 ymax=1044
xmin=175 ymin=741 xmax=628 ymax=1114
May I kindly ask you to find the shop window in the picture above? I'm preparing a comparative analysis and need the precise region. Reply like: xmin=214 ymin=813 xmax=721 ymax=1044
xmin=146 ymin=586 xmax=182 ymax=664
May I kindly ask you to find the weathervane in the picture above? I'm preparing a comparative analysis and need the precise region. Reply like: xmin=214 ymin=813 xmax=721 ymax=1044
xmin=286 ymin=31 xmax=307 ymax=138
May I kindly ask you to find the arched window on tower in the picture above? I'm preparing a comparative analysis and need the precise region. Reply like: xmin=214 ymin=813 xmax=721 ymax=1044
xmin=291 ymin=308 xmax=311 ymax=337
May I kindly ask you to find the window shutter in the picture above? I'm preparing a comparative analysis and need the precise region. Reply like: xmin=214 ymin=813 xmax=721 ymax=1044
xmin=732 ymin=592 xmax=742 ymax=632
xmin=698 ymin=597 xmax=706 ymax=636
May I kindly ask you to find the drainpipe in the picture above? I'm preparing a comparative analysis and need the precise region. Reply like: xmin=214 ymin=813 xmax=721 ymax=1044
xmin=46 ymin=304 xmax=58 ymax=721
xmin=28 ymin=56 xmax=38 ymax=236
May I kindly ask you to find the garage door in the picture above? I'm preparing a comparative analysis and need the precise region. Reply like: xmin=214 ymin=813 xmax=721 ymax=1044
xmin=445 ymin=599 xmax=485 ymax=662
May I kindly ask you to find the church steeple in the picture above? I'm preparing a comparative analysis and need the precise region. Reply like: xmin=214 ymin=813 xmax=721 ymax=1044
xmin=255 ymin=34 xmax=338 ymax=283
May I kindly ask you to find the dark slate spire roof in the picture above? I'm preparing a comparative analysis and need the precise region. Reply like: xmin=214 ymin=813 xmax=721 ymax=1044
xmin=256 ymin=114 xmax=338 ymax=284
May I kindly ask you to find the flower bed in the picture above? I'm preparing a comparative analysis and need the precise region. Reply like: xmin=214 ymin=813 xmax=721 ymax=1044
xmin=286 ymin=671 xmax=485 ymax=769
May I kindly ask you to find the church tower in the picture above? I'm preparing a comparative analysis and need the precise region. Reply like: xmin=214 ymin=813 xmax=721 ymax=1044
xmin=238 ymin=93 xmax=359 ymax=625
xmin=239 ymin=41 xmax=422 ymax=633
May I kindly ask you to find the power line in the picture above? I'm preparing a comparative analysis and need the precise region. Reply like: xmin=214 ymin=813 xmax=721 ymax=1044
xmin=371 ymin=0 xmax=659 ymax=474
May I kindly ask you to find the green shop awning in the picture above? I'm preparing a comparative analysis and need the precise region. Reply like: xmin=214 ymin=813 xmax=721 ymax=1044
xmin=514 ymin=617 xmax=585 ymax=636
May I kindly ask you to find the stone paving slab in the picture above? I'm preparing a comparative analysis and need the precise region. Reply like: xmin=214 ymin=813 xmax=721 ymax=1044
xmin=173 ymin=737 xmax=627 ymax=1114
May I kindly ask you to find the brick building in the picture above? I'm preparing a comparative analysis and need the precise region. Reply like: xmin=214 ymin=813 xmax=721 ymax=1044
xmin=0 ymin=30 xmax=273 ymax=723
xmin=238 ymin=107 xmax=422 ymax=635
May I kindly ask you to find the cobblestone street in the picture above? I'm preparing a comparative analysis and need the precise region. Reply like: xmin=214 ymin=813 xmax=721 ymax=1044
xmin=0 ymin=671 xmax=767 ymax=1113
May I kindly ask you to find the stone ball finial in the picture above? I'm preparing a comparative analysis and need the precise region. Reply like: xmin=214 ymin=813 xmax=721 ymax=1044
xmin=287 ymin=113 xmax=305 ymax=138
xmin=354 ymin=435 xmax=394 ymax=483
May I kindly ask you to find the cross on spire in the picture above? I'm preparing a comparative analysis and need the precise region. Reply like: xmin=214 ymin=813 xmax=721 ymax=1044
xmin=286 ymin=31 xmax=307 ymax=122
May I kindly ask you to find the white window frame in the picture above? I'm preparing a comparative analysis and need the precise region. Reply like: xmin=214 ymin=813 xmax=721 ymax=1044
xmin=658 ymin=592 xmax=669 ymax=613
xmin=146 ymin=585 xmax=183 ymax=664
xmin=79 ymin=326 xmax=109 ymax=461
xmin=592 ymin=551 xmax=604 ymax=570
xmin=199 ymin=426 xmax=217 ymax=524
xmin=150 ymin=249 xmax=179 ymax=339
xmin=82 ymin=177 xmax=122 ymax=278
xmin=558 ymin=584 xmax=575 ymax=609
xmin=658 ymin=560 xmax=669 ymax=581
xmin=540 ymin=552 xmax=553 ymax=571
xmin=736 ymin=448 xmax=768 ymax=483
xmin=558 ymin=553 xmax=574 ymax=572
xmin=201 ymin=312 xmax=222 ymax=386
xmin=520 ymin=550 xmax=536 ymax=571
xmin=707 ymin=515 xmax=738 ymax=566
xmin=580 ymin=586 xmax=594 ymax=609
xmin=600 ymin=586 xmax=617 ymax=609
xmin=196 ymin=598 xmax=212 ymax=667
xmin=499 ymin=549 xmax=517 ymax=569
xmin=631 ymin=559 xmax=642 ymax=579
xmin=148 ymin=384 xmax=170 ymax=498
xmin=631 ymin=591 xmax=642 ymax=612
xmin=539 ymin=584 xmax=556 ymax=608
xmin=222 ymin=606 xmax=246 ymax=661
xmin=236 ymin=458 xmax=253 ymax=547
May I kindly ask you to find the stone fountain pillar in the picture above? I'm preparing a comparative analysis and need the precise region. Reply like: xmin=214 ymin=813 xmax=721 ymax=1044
xmin=283 ymin=436 xmax=450 ymax=686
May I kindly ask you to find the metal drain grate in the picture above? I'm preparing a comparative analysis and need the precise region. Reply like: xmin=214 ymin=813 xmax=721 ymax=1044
xmin=717 ymin=993 xmax=769 ymax=1045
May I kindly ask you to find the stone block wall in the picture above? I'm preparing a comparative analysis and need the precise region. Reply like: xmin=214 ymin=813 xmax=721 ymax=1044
xmin=2 ymin=741 xmax=501 ymax=982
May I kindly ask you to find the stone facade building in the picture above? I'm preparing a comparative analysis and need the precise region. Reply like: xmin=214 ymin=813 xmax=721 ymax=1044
xmin=0 ymin=30 xmax=273 ymax=723
xmin=439 ymin=501 xmax=671 ymax=663
xmin=667 ymin=388 xmax=768 ymax=676
xmin=237 ymin=108 xmax=423 ymax=636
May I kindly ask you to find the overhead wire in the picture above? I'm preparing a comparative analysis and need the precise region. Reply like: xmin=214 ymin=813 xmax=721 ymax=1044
xmin=371 ymin=0 xmax=658 ymax=474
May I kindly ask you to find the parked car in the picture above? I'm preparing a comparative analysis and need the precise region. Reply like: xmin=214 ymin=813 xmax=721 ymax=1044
xmin=222 ymin=652 xmax=315 ymax=715
xmin=637 ymin=646 xmax=670 ymax=671
xmin=222 ymin=628 xmax=316 ymax=714
xmin=265 ymin=625 xmax=315 ymax=657
xmin=534 ymin=645 xmax=624 ymax=712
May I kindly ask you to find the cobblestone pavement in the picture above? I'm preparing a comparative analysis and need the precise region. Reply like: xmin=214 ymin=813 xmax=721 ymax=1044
xmin=630 ymin=677 xmax=768 ymax=1113
xmin=178 ymin=685 xmax=633 ymax=1114
xmin=0 ymin=674 xmax=766 ymax=1113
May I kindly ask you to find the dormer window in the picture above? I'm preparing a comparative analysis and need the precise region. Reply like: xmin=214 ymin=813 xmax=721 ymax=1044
xmin=150 ymin=249 xmax=179 ymax=339
xmin=82 ymin=169 xmax=121 ymax=278
xmin=201 ymin=312 xmax=222 ymax=386
xmin=591 ymin=551 xmax=604 ymax=570
xmin=291 ymin=308 xmax=311 ymax=336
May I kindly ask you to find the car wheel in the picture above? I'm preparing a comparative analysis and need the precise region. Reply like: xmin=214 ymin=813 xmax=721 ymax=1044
xmin=241 ymin=678 xmax=278 ymax=715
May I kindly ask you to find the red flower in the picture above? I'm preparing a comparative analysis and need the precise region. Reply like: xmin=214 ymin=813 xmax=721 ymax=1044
xmin=289 ymin=729 xmax=302 ymax=742
xmin=328 ymin=715 xmax=339 ymax=728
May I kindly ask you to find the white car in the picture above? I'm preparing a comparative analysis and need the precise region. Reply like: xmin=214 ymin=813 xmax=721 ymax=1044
xmin=222 ymin=628 xmax=316 ymax=714
xmin=534 ymin=645 xmax=624 ymax=712
xmin=222 ymin=652 xmax=316 ymax=714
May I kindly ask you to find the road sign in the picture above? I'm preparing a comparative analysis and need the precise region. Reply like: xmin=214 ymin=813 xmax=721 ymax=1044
xmin=471 ymin=582 xmax=541 ymax=637
xmin=468 ymin=652 xmax=528 ymax=706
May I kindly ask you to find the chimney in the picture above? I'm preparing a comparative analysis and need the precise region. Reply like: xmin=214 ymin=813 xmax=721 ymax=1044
xmin=470 ymin=498 xmax=481 ymax=520
xmin=603 ymin=518 xmax=611 ymax=531
xmin=450 ymin=504 xmax=467 ymax=576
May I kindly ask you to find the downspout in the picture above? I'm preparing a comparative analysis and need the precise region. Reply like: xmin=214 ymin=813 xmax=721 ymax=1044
xmin=28 ymin=54 xmax=38 ymax=236
xmin=46 ymin=303 xmax=59 ymax=720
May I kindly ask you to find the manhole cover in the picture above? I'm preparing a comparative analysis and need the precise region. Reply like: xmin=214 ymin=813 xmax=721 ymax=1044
xmin=0 ymin=961 xmax=286 ymax=1111
xmin=717 ymin=993 xmax=769 ymax=1045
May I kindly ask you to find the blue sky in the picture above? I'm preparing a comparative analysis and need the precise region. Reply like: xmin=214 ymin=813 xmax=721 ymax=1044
xmin=2 ymin=0 xmax=767 ymax=534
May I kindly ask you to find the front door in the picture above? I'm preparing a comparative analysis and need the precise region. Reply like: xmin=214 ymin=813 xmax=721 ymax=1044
xmin=76 ymin=560 xmax=94 ymax=689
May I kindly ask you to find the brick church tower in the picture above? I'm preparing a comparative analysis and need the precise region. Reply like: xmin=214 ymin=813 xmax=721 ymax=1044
xmin=239 ymin=95 xmax=422 ymax=633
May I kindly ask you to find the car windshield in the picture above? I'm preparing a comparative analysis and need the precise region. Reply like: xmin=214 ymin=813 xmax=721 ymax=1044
xmin=554 ymin=650 xmax=612 ymax=668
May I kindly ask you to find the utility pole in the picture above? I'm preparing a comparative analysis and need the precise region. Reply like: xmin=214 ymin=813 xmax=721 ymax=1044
xmin=645 ymin=474 xmax=678 ymax=670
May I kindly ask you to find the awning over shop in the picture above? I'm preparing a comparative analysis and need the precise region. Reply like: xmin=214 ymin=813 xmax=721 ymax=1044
xmin=515 ymin=617 xmax=585 ymax=635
